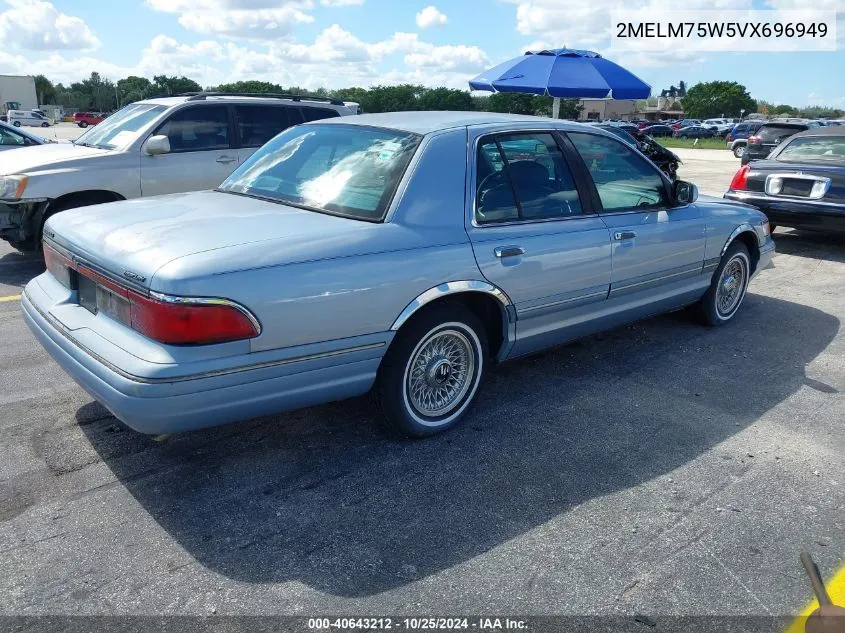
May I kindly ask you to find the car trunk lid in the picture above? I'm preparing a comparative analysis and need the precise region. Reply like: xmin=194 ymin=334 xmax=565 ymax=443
xmin=44 ymin=190 xmax=376 ymax=290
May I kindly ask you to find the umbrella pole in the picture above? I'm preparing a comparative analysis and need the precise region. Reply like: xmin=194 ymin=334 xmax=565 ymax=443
xmin=552 ymin=97 xmax=560 ymax=119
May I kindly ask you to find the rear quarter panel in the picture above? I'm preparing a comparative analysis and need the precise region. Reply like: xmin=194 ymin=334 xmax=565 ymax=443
xmin=700 ymin=197 xmax=768 ymax=263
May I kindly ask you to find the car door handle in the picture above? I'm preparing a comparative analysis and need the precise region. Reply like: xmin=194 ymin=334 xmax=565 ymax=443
xmin=494 ymin=246 xmax=525 ymax=258
xmin=216 ymin=155 xmax=237 ymax=164
xmin=614 ymin=231 xmax=638 ymax=241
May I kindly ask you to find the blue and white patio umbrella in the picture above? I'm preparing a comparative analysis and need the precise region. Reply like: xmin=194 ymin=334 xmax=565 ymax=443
xmin=469 ymin=48 xmax=651 ymax=117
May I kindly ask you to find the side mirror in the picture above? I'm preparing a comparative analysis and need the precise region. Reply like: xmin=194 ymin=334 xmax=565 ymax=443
xmin=674 ymin=180 xmax=698 ymax=204
xmin=144 ymin=135 xmax=170 ymax=156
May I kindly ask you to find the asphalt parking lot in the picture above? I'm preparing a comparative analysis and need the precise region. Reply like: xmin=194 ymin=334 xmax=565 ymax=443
xmin=0 ymin=155 xmax=843 ymax=624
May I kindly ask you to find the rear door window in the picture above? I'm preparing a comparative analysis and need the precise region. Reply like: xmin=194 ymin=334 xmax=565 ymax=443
xmin=302 ymin=107 xmax=341 ymax=122
xmin=475 ymin=132 xmax=583 ymax=224
xmin=154 ymin=105 xmax=230 ymax=153
xmin=236 ymin=105 xmax=296 ymax=148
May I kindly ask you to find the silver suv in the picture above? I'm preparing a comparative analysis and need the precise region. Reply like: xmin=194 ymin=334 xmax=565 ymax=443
xmin=0 ymin=92 xmax=358 ymax=250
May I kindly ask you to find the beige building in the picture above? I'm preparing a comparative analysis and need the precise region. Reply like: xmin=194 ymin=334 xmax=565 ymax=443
xmin=577 ymin=96 xmax=683 ymax=121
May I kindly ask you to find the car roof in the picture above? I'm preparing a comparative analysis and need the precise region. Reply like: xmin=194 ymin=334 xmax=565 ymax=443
xmin=312 ymin=111 xmax=598 ymax=135
xmin=137 ymin=95 xmax=352 ymax=108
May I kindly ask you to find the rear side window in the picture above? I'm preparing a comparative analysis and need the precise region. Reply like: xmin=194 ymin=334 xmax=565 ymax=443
xmin=155 ymin=105 xmax=230 ymax=152
xmin=568 ymin=132 xmax=667 ymax=211
xmin=236 ymin=105 xmax=298 ymax=148
xmin=758 ymin=125 xmax=804 ymax=143
xmin=302 ymin=107 xmax=341 ymax=122
xmin=475 ymin=132 xmax=582 ymax=224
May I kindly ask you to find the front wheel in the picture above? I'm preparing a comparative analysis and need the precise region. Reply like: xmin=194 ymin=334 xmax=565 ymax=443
xmin=41 ymin=122 xmax=49 ymax=127
xmin=695 ymin=242 xmax=751 ymax=326
xmin=733 ymin=144 xmax=746 ymax=158
xmin=12 ymin=121 xmax=21 ymax=127
xmin=376 ymin=303 xmax=488 ymax=437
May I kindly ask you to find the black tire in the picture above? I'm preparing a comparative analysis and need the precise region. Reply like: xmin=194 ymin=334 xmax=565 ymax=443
xmin=375 ymin=302 xmax=488 ymax=437
xmin=78 ymin=121 xmax=88 ymax=128
xmin=695 ymin=242 xmax=751 ymax=326
xmin=13 ymin=121 xmax=21 ymax=127
xmin=733 ymin=144 xmax=745 ymax=158
xmin=41 ymin=122 xmax=49 ymax=127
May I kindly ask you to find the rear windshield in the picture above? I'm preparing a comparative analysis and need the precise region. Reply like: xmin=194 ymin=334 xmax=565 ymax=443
xmin=758 ymin=125 xmax=805 ymax=143
xmin=776 ymin=136 xmax=845 ymax=163
xmin=218 ymin=124 xmax=421 ymax=221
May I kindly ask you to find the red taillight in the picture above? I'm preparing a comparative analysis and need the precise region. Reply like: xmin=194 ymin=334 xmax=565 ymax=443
xmin=729 ymin=164 xmax=750 ymax=190
xmin=726 ymin=133 xmax=733 ymax=142
xmin=44 ymin=245 xmax=259 ymax=345
xmin=747 ymin=135 xmax=762 ymax=144
xmin=43 ymin=243 xmax=73 ymax=288
xmin=131 ymin=293 xmax=259 ymax=345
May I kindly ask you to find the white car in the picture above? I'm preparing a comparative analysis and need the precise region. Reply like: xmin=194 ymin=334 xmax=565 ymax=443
xmin=0 ymin=92 xmax=358 ymax=250
xmin=7 ymin=110 xmax=52 ymax=128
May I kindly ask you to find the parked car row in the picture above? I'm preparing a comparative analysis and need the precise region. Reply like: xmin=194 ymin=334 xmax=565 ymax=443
xmin=5 ymin=101 xmax=774 ymax=437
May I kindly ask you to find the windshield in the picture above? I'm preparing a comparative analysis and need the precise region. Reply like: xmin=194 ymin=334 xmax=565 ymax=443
xmin=74 ymin=103 xmax=167 ymax=150
xmin=777 ymin=136 xmax=845 ymax=164
xmin=218 ymin=124 xmax=421 ymax=221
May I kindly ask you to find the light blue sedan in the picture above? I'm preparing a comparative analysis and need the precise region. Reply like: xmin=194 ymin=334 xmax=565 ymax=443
xmin=22 ymin=112 xmax=774 ymax=436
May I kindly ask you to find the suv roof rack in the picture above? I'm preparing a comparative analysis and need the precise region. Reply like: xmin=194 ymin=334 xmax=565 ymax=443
xmin=179 ymin=92 xmax=346 ymax=106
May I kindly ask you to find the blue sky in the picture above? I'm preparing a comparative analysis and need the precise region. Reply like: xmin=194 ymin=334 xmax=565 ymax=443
xmin=0 ymin=0 xmax=842 ymax=107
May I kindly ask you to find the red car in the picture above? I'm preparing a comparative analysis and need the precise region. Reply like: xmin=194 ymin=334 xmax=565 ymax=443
xmin=74 ymin=112 xmax=105 ymax=128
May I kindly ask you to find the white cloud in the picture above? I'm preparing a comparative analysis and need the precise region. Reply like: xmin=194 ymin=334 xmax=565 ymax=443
xmin=0 ymin=0 xmax=100 ymax=52
xmin=144 ymin=0 xmax=359 ymax=39
xmin=0 ymin=25 xmax=489 ymax=92
xmin=177 ymin=6 xmax=314 ymax=39
xmin=506 ymin=0 xmax=752 ymax=49
xmin=416 ymin=5 xmax=447 ymax=29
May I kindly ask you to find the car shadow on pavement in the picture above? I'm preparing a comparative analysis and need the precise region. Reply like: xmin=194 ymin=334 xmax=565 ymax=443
xmin=0 ymin=251 xmax=44 ymax=290
xmin=772 ymin=229 xmax=845 ymax=263
xmin=76 ymin=292 xmax=839 ymax=598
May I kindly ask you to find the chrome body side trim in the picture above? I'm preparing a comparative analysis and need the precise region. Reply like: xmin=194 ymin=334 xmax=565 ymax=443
xmin=721 ymin=223 xmax=757 ymax=257
xmin=390 ymin=280 xmax=514 ymax=331
xmin=518 ymin=290 xmax=608 ymax=314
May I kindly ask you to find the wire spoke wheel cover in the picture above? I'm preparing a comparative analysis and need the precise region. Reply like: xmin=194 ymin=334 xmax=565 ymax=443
xmin=716 ymin=254 xmax=748 ymax=318
xmin=404 ymin=327 xmax=477 ymax=421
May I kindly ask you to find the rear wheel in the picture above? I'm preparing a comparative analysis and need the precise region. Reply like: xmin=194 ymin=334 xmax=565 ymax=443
xmin=695 ymin=242 xmax=751 ymax=326
xmin=78 ymin=121 xmax=88 ymax=128
xmin=41 ymin=122 xmax=49 ymax=127
xmin=13 ymin=121 xmax=20 ymax=127
xmin=733 ymin=144 xmax=746 ymax=158
xmin=376 ymin=303 xmax=487 ymax=437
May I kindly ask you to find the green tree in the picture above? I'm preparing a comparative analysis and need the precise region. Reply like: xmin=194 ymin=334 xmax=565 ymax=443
xmin=680 ymin=81 xmax=756 ymax=119
xmin=152 ymin=75 xmax=202 ymax=96
xmin=417 ymin=87 xmax=474 ymax=111
xmin=210 ymin=80 xmax=285 ymax=94
xmin=358 ymin=85 xmax=422 ymax=113
xmin=34 ymin=75 xmax=56 ymax=104
xmin=116 ymin=75 xmax=153 ymax=106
